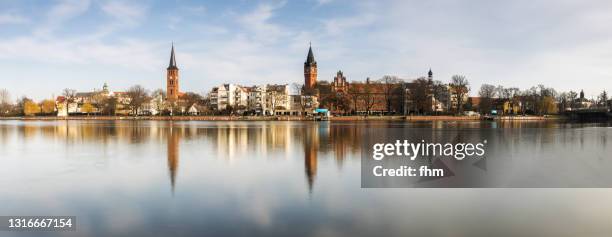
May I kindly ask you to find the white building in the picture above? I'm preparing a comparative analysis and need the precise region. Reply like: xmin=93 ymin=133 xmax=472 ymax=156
xmin=209 ymin=84 xmax=248 ymax=111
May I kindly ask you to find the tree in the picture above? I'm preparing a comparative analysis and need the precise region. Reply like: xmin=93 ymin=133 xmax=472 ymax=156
xmin=126 ymin=85 xmax=149 ymax=115
xmin=183 ymin=92 xmax=202 ymax=107
xmin=347 ymin=84 xmax=362 ymax=114
xmin=540 ymin=96 xmax=558 ymax=115
xmin=81 ymin=102 xmax=95 ymax=116
xmin=23 ymin=99 xmax=40 ymax=116
xmin=291 ymin=83 xmax=308 ymax=116
xmin=432 ymin=81 xmax=449 ymax=114
xmin=599 ymin=90 xmax=608 ymax=106
xmin=567 ymin=91 xmax=578 ymax=109
xmin=450 ymin=75 xmax=469 ymax=114
xmin=379 ymin=75 xmax=402 ymax=114
xmin=267 ymin=90 xmax=286 ymax=116
xmin=100 ymin=96 xmax=117 ymax=115
xmin=478 ymin=84 xmax=497 ymax=114
xmin=41 ymin=99 xmax=56 ymax=115
xmin=62 ymin=88 xmax=76 ymax=115
xmin=406 ymin=77 xmax=432 ymax=114
xmin=0 ymin=89 xmax=11 ymax=116
xmin=362 ymin=80 xmax=377 ymax=116
xmin=557 ymin=92 xmax=569 ymax=112
xmin=151 ymin=89 xmax=166 ymax=115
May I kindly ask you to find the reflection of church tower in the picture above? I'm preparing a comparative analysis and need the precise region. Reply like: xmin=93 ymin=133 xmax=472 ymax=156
xmin=304 ymin=43 xmax=317 ymax=92
xmin=303 ymin=124 xmax=319 ymax=193
xmin=167 ymin=127 xmax=180 ymax=193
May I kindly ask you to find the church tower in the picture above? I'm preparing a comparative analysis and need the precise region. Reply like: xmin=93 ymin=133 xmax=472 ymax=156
xmin=304 ymin=43 xmax=317 ymax=91
xmin=167 ymin=44 xmax=179 ymax=101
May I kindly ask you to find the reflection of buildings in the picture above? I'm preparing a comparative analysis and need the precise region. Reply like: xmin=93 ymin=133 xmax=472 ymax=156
xmin=20 ymin=121 xmax=368 ymax=194
xmin=167 ymin=126 xmax=180 ymax=193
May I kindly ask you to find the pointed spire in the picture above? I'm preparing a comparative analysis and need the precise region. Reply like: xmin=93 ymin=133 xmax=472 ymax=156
xmin=305 ymin=42 xmax=316 ymax=66
xmin=428 ymin=68 xmax=433 ymax=77
xmin=168 ymin=43 xmax=178 ymax=70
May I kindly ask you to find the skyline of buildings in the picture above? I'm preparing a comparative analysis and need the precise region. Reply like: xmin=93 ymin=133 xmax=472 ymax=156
xmin=1 ymin=42 xmax=610 ymax=117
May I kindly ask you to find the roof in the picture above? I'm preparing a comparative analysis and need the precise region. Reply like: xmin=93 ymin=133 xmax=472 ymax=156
xmin=167 ymin=44 xmax=178 ymax=70
xmin=304 ymin=44 xmax=316 ymax=66
xmin=75 ymin=92 xmax=96 ymax=97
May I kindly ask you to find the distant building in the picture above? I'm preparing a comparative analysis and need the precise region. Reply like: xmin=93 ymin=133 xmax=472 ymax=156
xmin=209 ymin=84 xmax=248 ymax=111
xmin=247 ymin=85 xmax=268 ymax=115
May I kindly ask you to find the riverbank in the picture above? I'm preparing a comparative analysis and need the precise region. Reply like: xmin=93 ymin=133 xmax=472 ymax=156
xmin=0 ymin=115 xmax=567 ymax=121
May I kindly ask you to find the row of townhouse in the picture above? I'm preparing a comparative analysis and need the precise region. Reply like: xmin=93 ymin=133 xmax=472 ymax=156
xmin=208 ymin=84 xmax=319 ymax=116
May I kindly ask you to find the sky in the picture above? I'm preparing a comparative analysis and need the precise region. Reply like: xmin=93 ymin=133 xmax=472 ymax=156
xmin=1 ymin=0 xmax=612 ymax=101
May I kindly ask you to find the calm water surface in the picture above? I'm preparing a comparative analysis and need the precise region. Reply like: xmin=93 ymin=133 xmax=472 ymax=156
xmin=1 ymin=120 xmax=612 ymax=237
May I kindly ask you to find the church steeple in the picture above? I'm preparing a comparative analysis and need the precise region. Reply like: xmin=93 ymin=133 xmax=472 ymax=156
xmin=428 ymin=68 xmax=433 ymax=79
xmin=305 ymin=42 xmax=316 ymax=66
xmin=303 ymin=43 xmax=318 ymax=92
xmin=167 ymin=43 xmax=180 ymax=101
xmin=168 ymin=43 xmax=178 ymax=70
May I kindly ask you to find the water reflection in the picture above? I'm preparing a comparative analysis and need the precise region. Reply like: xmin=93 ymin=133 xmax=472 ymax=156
xmin=2 ymin=120 xmax=612 ymax=191
xmin=1 ymin=120 xmax=612 ymax=236
xmin=167 ymin=125 xmax=180 ymax=193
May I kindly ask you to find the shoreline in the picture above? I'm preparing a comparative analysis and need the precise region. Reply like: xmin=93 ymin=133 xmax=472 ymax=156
xmin=0 ymin=115 xmax=567 ymax=121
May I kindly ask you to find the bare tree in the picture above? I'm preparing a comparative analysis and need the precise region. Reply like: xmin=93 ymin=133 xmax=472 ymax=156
xmin=406 ymin=77 xmax=432 ymax=114
xmin=450 ymin=75 xmax=469 ymax=114
xmin=478 ymin=84 xmax=496 ymax=114
xmin=62 ymin=88 xmax=76 ymax=115
xmin=432 ymin=81 xmax=449 ymax=114
xmin=0 ymin=89 xmax=11 ymax=115
xmin=151 ymin=89 xmax=166 ymax=115
xmin=126 ymin=85 xmax=149 ymax=115
xmin=291 ymin=83 xmax=307 ymax=115
xmin=379 ymin=75 xmax=402 ymax=114
xmin=362 ymin=81 xmax=377 ymax=116
xmin=347 ymin=84 xmax=362 ymax=114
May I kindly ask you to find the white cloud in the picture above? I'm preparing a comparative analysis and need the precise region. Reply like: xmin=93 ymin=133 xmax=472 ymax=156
xmin=238 ymin=2 xmax=289 ymax=44
xmin=34 ymin=0 xmax=91 ymax=37
xmin=0 ymin=13 xmax=29 ymax=25
xmin=101 ymin=1 xmax=147 ymax=26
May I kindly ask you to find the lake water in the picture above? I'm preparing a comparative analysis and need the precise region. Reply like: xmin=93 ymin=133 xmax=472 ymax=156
xmin=1 ymin=120 xmax=612 ymax=237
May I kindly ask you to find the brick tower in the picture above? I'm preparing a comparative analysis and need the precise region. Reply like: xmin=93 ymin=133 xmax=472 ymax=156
xmin=167 ymin=44 xmax=179 ymax=101
xmin=304 ymin=43 xmax=317 ymax=91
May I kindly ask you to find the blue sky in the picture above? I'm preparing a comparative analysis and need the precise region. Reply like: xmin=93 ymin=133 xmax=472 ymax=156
xmin=1 ymin=0 xmax=612 ymax=100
